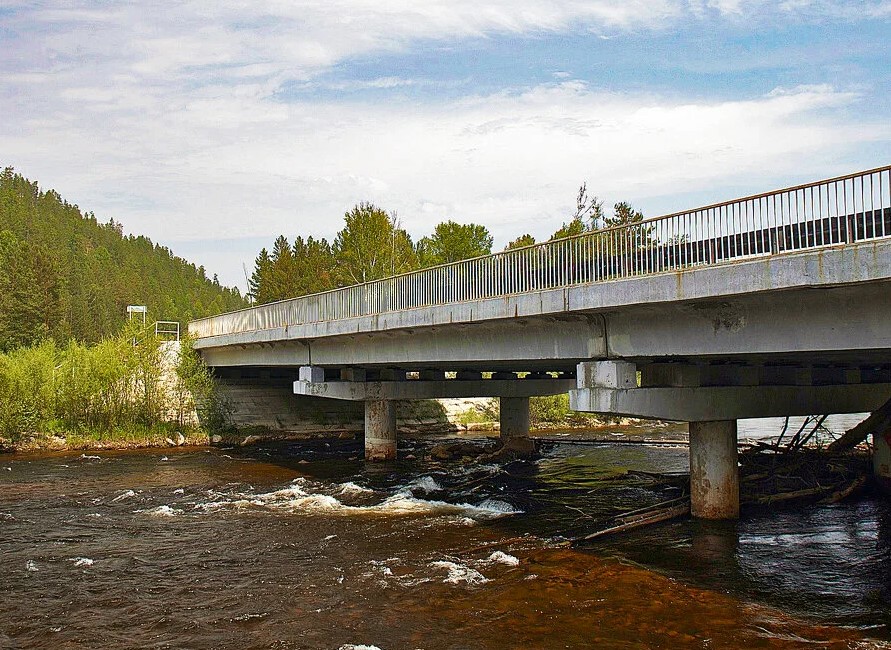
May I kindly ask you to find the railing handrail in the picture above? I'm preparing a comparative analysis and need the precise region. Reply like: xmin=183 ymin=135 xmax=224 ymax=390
xmin=153 ymin=320 xmax=181 ymax=341
xmin=190 ymin=165 xmax=891 ymax=334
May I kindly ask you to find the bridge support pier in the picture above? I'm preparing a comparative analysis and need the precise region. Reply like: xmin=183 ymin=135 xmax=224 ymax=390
xmin=364 ymin=400 xmax=397 ymax=461
xmin=500 ymin=396 xmax=534 ymax=455
xmin=689 ymin=420 xmax=739 ymax=519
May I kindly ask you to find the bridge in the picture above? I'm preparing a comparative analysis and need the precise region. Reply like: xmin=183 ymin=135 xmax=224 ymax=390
xmin=190 ymin=166 xmax=891 ymax=520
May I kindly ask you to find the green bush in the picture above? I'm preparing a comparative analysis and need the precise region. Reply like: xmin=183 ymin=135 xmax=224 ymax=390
xmin=530 ymin=393 xmax=602 ymax=428
xmin=0 ymin=341 xmax=56 ymax=441
xmin=0 ymin=325 xmax=223 ymax=445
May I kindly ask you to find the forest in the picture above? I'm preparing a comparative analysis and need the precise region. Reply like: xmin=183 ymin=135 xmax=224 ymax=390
xmin=248 ymin=185 xmax=644 ymax=304
xmin=0 ymin=169 xmax=645 ymax=448
xmin=0 ymin=167 xmax=246 ymax=352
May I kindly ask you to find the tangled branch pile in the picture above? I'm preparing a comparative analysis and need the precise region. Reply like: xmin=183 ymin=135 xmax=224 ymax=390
xmin=739 ymin=402 xmax=891 ymax=507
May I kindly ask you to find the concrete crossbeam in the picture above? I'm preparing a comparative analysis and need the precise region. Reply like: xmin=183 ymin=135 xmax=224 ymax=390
xmin=577 ymin=361 xmax=637 ymax=389
xmin=569 ymin=384 xmax=891 ymax=421
xmin=294 ymin=378 xmax=575 ymax=401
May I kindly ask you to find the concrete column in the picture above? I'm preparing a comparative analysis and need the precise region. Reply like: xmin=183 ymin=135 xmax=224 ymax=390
xmin=873 ymin=430 xmax=891 ymax=495
xmin=689 ymin=420 xmax=739 ymax=519
xmin=500 ymin=396 xmax=534 ymax=455
xmin=364 ymin=400 xmax=397 ymax=461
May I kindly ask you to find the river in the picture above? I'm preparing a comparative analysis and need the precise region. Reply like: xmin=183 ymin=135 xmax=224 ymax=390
xmin=2 ymin=421 xmax=890 ymax=649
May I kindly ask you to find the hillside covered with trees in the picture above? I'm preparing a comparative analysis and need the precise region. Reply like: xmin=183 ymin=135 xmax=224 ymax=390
xmin=0 ymin=167 xmax=246 ymax=350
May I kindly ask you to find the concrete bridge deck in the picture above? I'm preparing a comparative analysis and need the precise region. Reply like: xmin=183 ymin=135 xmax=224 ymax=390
xmin=190 ymin=166 xmax=891 ymax=520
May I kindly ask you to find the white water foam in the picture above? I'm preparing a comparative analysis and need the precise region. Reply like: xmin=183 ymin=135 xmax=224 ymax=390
xmin=476 ymin=499 xmax=518 ymax=514
xmin=407 ymin=476 xmax=441 ymax=494
xmin=338 ymin=482 xmax=374 ymax=496
xmin=142 ymin=505 xmax=182 ymax=517
xmin=485 ymin=551 xmax=520 ymax=567
xmin=25 ymin=560 xmax=38 ymax=572
xmin=80 ymin=454 xmax=101 ymax=461
xmin=195 ymin=483 xmax=520 ymax=521
xmin=111 ymin=489 xmax=137 ymax=502
xmin=71 ymin=557 xmax=94 ymax=568
xmin=430 ymin=561 xmax=489 ymax=585
xmin=339 ymin=645 xmax=383 ymax=650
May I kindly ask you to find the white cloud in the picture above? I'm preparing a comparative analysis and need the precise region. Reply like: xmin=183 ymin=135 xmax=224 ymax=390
xmin=4 ymin=79 xmax=884 ymax=286
xmin=1 ymin=1 xmax=889 ymax=289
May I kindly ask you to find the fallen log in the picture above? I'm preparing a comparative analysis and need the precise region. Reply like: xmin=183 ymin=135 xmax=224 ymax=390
xmin=827 ymin=396 xmax=891 ymax=453
xmin=565 ymin=498 xmax=690 ymax=544
xmin=819 ymin=475 xmax=868 ymax=504
xmin=754 ymin=485 xmax=832 ymax=505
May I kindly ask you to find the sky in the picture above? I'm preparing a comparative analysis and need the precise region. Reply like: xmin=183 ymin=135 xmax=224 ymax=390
xmin=2 ymin=1 xmax=890 ymax=291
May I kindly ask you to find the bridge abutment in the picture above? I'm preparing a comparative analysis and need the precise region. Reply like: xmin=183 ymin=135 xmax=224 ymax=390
xmin=364 ymin=400 xmax=397 ymax=461
xmin=689 ymin=421 xmax=739 ymax=519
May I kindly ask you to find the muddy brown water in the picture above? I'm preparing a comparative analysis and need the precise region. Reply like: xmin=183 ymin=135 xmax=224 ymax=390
xmin=1 ymin=432 xmax=890 ymax=649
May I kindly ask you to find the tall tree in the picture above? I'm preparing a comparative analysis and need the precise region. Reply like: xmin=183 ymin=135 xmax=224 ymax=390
xmin=0 ymin=231 xmax=63 ymax=351
xmin=504 ymin=234 xmax=536 ymax=250
xmin=293 ymin=236 xmax=336 ymax=295
xmin=550 ymin=183 xmax=605 ymax=240
xmin=332 ymin=202 xmax=417 ymax=284
xmin=263 ymin=235 xmax=297 ymax=302
xmin=606 ymin=201 xmax=644 ymax=227
xmin=416 ymin=221 xmax=493 ymax=267
xmin=248 ymin=248 xmax=272 ymax=304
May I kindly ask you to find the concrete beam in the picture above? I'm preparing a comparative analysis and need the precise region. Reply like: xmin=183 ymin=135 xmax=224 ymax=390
xmin=569 ymin=384 xmax=891 ymax=421
xmin=193 ymin=240 xmax=891 ymax=356
xmin=294 ymin=378 xmax=574 ymax=401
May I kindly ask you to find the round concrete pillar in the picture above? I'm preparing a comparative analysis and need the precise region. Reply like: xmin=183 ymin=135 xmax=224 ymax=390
xmin=689 ymin=420 xmax=739 ymax=519
xmin=500 ymin=397 xmax=530 ymax=438
xmin=874 ymin=430 xmax=891 ymax=495
xmin=500 ymin=396 xmax=534 ymax=455
xmin=365 ymin=400 xmax=397 ymax=461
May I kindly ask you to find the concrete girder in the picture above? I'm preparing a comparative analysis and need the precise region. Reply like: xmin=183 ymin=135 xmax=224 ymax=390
xmin=192 ymin=240 xmax=891 ymax=359
xmin=569 ymin=384 xmax=891 ymax=421
xmin=197 ymin=283 xmax=891 ymax=372
xmin=602 ymin=282 xmax=891 ymax=364
xmin=305 ymin=316 xmax=603 ymax=368
xmin=294 ymin=378 xmax=574 ymax=401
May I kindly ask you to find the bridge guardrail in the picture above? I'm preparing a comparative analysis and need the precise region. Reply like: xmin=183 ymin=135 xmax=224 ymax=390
xmin=190 ymin=165 xmax=891 ymax=339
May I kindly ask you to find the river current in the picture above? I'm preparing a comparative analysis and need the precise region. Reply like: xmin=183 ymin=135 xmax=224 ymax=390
xmin=2 ymin=424 xmax=890 ymax=649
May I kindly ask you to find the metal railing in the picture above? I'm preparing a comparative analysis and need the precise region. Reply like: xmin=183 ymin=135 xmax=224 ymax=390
xmin=190 ymin=165 xmax=891 ymax=339
xmin=154 ymin=321 xmax=181 ymax=341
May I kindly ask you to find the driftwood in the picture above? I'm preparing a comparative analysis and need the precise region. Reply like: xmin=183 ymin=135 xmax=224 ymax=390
xmin=826 ymin=396 xmax=891 ymax=453
xmin=755 ymin=486 xmax=831 ymax=505
xmin=565 ymin=497 xmax=690 ymax=545
xmin=819 ymin=475 xmax=868 ymax=504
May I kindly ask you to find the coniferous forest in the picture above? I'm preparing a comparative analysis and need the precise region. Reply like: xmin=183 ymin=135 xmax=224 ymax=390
xmin=0 ymin=167 xmax=246 ymax=351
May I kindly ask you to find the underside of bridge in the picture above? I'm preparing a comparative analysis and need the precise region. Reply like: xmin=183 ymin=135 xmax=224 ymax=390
xmin=194 ymin=238 xmax=891 ymax=520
